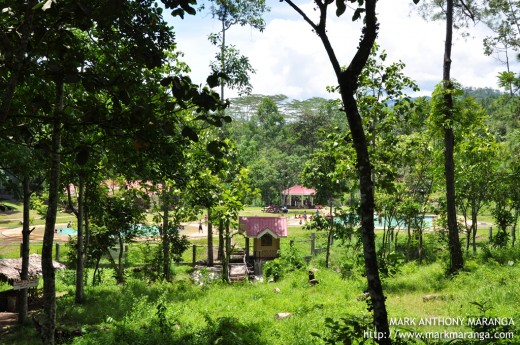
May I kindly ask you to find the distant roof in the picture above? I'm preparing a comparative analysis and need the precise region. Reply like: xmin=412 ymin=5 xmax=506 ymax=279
xmin=281 ymin=185 xmax=316 ymax=196
xmin=239 ymin=217 xmax=288 ymax=238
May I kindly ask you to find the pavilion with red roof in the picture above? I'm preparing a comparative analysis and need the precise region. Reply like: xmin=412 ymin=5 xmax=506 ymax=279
xmin=281 ymin=184 xmax=316 ymax=208
xmin=239 ymin=216 xmax=288 ymax=260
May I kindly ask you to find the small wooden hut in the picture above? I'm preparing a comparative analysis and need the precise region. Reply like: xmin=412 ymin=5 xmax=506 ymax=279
xmin=239 ymin=216 xmax=288 ymax=260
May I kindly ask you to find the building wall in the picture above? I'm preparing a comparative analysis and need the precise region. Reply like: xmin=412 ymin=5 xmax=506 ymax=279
xmin=253 ymin=236 xmax=280 ymax=258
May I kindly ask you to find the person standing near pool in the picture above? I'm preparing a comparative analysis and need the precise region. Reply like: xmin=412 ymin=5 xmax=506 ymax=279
xmin=199 ymin=220 xmax=203 ymax=233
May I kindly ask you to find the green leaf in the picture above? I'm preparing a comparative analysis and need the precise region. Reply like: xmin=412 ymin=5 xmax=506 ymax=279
xmin=207 ymin=141 xmax=224 ymax=159
xmin=181 ymin=127 xmax=199 ymax=142
xmin=336 ymin=0 xmax=346 ymax=16
xmin=206 ymin=73 xmax=220 ymax=88
xmin=352 ymin=8 xmax=365 ymax=21
xmin=160 ymin=76 xmax=173 ymax=87
xmin=32 ymin=1 xmax=45 ymax=10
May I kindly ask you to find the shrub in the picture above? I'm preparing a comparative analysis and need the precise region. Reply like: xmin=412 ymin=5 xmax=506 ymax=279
xmin=263 ymin=244 xmax=306 ymax=281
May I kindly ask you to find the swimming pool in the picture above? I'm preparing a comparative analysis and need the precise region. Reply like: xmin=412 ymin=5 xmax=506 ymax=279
xmin=56 ymin=224 xmax=183 ymax=237
xmin=374 ymin=215 xmax=435 ymax=229
xmin=57 ymin=228 xmax=77 ymax=236
xmin=333 ymin=214 xmax=436 ymax=229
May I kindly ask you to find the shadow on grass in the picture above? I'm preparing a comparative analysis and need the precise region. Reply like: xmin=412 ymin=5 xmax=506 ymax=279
xmin=72 ymin=315 xmax=268 ymax=345
xmin=382 ymin=264 xmax=448 ymax=294
xmin=57 ymin=278 xmax=205 ymax=326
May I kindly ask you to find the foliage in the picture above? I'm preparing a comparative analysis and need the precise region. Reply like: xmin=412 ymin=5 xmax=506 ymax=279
xmin=263 ymin=244 xmax=306 ymax=281
xmin=311 ymin=315 xmax=376 ymax=345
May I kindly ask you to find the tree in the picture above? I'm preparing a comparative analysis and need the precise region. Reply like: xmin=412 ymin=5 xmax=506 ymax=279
xmin=204 ymin=0 xmax=269 ymax=100
xmin=302 ymin=135 xmax=354 ymax=268
xmin=282 ymin=0 xmax=396 ymax=341
xmin=453 ymin=100 xmax=501 ymax=253
xmin=416 ymin=0 xmax=485 ymax=273
xmin=0 ymin=1 xmax=225 ymax=342
xmin=0 ymin=135 xmax=45 ymax=324
xmin=484 ymin=0 xmax=520 ymax=96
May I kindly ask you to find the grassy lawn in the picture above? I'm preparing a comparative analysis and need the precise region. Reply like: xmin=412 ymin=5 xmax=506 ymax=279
xmin=3 ymin=249 xmax=519 ymax=344
xmin=4 ymin=205 xmax=519 ymax=344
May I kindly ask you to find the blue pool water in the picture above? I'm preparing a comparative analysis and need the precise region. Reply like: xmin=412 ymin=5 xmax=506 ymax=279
xmin=374 ymin=215 xmax=435 ymax=229
xmin=57 ymin=228 xmax=77 ymax=236
xmin=333 ymin=214 xmax=436 ymax=229
xmin=56 ymin=224 xmax=182 ymax=237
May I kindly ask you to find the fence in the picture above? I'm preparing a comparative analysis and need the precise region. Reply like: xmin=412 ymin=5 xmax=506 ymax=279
xmin=0 ymin=242 xmax=65 ymax=261
xmin=1 ymin=232 xmax=330 ymax=267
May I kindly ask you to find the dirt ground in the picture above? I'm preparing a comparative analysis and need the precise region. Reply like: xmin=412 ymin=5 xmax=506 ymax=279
xmin=0 ymin=312 xmax=18 ymax=330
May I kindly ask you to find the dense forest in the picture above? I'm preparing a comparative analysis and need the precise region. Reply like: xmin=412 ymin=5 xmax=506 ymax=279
xmin=1 ymin=0 xmax=520 ymax=344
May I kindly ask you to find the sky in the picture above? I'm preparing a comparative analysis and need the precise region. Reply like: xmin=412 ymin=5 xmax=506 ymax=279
xmin=169 ymin=1 xmax=515 ymax=101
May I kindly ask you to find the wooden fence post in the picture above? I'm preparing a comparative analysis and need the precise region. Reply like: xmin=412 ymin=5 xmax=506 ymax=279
xmin=192 ymin=245 xmax=197 ymax=266
xmin=310 ymin=232 xmax=316 ymax=255
xmin=55 ymin=243 xmax=60 ymax=261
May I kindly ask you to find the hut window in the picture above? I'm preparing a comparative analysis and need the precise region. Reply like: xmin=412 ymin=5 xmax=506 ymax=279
xmin=261 ymin=234 xmax=273 ymax=247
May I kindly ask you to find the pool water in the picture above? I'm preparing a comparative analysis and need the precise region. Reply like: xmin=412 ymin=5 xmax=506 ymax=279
xmin=56 ymin=224 xmax=183 ymax=237
xmin=57 ymin=228 xmax=77 ymax=236
xmin=374 ymin=215 xmax=435 ymax=229
xmin=333 ymin=214 xmax=436 ymax=229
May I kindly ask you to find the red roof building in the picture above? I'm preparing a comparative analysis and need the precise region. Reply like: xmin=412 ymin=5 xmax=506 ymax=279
xmin=239 ymin=216 xmax=288 ymax=238
xmin=239 ymin=216 xmax=288 ymax=260
xmin=281 ymin=185 xmax=316 ymax=208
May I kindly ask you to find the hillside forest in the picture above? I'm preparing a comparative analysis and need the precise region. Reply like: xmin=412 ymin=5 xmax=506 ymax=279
xmin=1 ymin=1 xmax=520 ymax=345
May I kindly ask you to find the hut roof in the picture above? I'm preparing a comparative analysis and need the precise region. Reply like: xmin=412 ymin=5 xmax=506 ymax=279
xmin=0 ymin=254 xmax=66 ymax=284
xmin=239 ymin=216 xmax=288 ymax=238
xmin=281 ymin=185 xmax=316 ymax=196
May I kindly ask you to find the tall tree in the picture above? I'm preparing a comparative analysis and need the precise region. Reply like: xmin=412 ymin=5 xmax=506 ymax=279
xmin=417 ymin=0 xmax=484 ymax=273
xmin=281 ymin=1 xmax=402 ymax=341
xmin=204 ymin=0 xmax=268 ymax=100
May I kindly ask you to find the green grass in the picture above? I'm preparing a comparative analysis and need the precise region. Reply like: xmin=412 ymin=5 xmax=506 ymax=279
xmin=4 ymin=257 xmax=520 ymax=344
xmin=4 ymin=206 xmax=520 ymax=344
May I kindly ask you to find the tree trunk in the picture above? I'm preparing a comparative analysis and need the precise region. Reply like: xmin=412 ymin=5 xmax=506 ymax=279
xmin=117 ymin=234 xmax=124 ymax=284
xmin=284 ymin=0 xmax=389 ymax=341
xmin=471 ymin=203 xmax=478 ymax=254
xmin=207 ymin=208 xmax=213 ymax=266
xmin=218 ymin=219 xmax=224 ymax=261
xmin=443 ymin=0 xmax=464 ymax=273
xmin=511 ymin=208 xmax=518 ymax=247
xmin=342 ymin=91 xmax=390 ymax=343
xmin=41 ymin=77 xmax=64 ymax=345
xmin=75 ymin=175 xmax=85 ymax=303
xmin=222 ymin=220 xmax=230 ymax=283
xmin=161 ymin=187 xmax=170 ymax=281
xmin=18 ymin=177 xmax=31 ymax=324
xmin=325 ymin=198 xmax=333 ymax=268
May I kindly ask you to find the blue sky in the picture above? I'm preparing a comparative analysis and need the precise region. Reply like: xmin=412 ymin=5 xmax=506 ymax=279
xmin=168 ymin=1 xmax=514 ymax=100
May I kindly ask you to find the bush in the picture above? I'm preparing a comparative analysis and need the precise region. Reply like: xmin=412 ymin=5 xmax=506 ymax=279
xmin=263 ymin=244 xmax=306 ymax=281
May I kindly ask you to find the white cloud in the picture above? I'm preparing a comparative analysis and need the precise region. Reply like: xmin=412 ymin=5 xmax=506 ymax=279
xmin=172 ymin=1 xmax=512 ymax=101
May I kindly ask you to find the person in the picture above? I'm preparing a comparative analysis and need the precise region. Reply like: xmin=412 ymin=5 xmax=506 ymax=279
xmin=316 ymin=208 xmax=319 ymax=217
xmin=67 ymin=221 xmax=71 ymax=228
xmin=303 ymin=211 xmax=307 ymax=222
xmin=198 ymin=220 xmax=203 ymax=233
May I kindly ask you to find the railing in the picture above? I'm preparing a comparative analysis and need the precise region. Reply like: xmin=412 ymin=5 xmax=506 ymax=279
xmin=253 ymin=250 xmax=279 ymax=259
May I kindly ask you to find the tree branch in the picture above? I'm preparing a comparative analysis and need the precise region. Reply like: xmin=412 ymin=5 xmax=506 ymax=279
xmin=458 ymin=0 xmax=475 ymax=22
xmin=283 ymin=0 xmax=319 ymax=33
